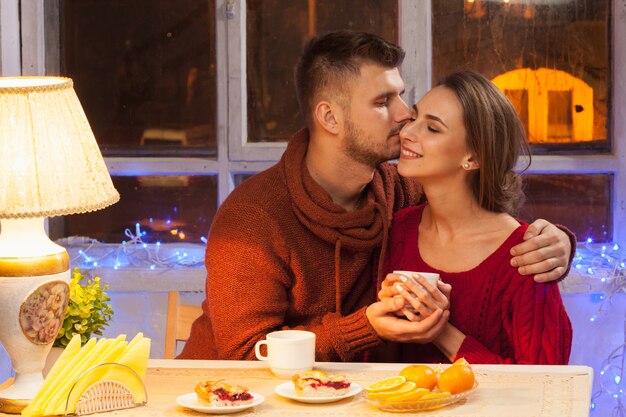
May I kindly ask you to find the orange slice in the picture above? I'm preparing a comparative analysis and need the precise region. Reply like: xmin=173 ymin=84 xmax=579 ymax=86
xmin=365 ymin=375 xmax=407 ymax=393
xmin=386 ymin=387 xmax=430 ymax=402
xmin=367 ymin=381 xmax=417 ymax=400
xmin=421 ymin=391 xmax=452 ymax=399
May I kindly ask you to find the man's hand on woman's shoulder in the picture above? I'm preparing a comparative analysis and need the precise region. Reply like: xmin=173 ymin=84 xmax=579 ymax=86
xmin=510 ymin=219 xmax=573 ymax=283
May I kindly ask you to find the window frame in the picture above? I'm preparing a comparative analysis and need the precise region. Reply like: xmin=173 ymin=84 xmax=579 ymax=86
xmin=4 ymin=0 xmax=624 ymax=243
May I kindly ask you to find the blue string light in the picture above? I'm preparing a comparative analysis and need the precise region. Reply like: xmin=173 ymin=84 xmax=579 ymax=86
xmin=580 ymin=241 xmax=626 ymax=416
xmin=56 ymin=221 xmax=206 ymax=271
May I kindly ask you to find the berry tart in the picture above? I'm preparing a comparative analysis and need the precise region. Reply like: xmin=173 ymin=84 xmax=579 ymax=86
xmin=292 ymin=370 xmax=351 ymax=397
xmin=194 ymin=379 xmax=254 ymax=406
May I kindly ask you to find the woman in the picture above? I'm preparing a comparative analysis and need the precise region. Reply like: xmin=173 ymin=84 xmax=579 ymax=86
xmin=378 ymin=71 xmax=572 ymax=364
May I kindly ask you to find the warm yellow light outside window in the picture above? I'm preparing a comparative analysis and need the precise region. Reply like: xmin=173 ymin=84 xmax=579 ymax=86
xmin=492 ymin=68 xmax=594 ymax=143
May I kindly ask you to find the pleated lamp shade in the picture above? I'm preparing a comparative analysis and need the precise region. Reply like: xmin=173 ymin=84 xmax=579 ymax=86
xmin=0 ymin=76 xmax=119 ymax=219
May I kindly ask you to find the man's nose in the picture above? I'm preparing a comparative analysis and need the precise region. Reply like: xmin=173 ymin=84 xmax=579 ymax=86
xmin=395 ymin=98 xmax=414 ymax=122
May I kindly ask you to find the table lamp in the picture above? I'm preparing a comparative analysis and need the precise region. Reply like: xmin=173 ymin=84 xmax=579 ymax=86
xmin=0 ymin=77 xmax=119 ymax=412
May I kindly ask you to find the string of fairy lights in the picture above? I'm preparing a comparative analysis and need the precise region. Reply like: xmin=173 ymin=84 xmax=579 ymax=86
xmin=575 ymin=240 xmax=626 ymax=416
xmin=57 ymin=223 xmax=206 ymax=271
xmin=58 ymin=226 xmax=625 ymax=414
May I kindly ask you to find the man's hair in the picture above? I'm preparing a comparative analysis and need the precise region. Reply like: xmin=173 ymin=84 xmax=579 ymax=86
xmin=295 ymin=30 xmax=405 ymax=127
xmin=440 ymin=70 xmax=531 ymax=216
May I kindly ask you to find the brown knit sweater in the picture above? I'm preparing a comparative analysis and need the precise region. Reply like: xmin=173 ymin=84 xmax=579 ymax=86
xmin=179 ymin=129 xmax=423 ymax=361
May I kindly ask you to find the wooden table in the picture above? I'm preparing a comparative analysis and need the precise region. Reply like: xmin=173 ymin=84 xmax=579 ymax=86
xmin=1 ymin=360 xmax=593 ymax=416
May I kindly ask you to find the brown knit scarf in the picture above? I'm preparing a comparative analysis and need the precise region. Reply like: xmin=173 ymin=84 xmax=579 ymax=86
xmin=280 ymin=129 xmax=390 ymax=314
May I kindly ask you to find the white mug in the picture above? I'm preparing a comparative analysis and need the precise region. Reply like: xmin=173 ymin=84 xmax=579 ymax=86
xmin=254 ymin=330 xmax=315 ymax=377
xmin=393 ymin=270 xmax=440 ymax=287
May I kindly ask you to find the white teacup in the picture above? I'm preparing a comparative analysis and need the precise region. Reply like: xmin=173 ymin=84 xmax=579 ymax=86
xmin=254 ymin=330 xmax=315 ymax=377
xmin=393 ymin=270 xmax=440 ymax=287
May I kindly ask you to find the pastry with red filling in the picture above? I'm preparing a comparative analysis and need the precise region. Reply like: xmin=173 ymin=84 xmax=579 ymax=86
xmin=292 ymin=370 xmax=351 ymax=397
xmin=195 ymin=379 xmax=254 ymax=406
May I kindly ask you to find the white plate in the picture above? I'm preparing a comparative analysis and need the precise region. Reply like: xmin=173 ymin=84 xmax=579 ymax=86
xmin=274 ymin=381 xmax=363 ymax=404
xmin=176 ymin=392 xmax=265 ymax=414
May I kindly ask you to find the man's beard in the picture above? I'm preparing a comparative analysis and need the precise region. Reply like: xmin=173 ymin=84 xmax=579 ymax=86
xmin=342 ymin=117 xmax=401 ymax=167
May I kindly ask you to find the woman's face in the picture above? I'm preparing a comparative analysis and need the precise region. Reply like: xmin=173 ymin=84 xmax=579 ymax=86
xmin=397 ymin=85 xmax=474 ymax=181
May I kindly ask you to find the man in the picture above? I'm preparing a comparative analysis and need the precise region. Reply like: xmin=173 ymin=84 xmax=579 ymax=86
xmin=179 ymin=30 xmax=573 ymax=362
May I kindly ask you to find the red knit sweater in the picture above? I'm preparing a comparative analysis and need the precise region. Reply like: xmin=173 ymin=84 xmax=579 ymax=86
xmin=385 ymin=204 xmax=572 ymax=365
xmin=179 ymin=129 xmax=423 ymax=361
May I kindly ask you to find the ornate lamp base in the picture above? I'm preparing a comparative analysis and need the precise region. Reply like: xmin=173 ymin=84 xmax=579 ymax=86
xmin=0 ymin=218 xmax=71 ymax=411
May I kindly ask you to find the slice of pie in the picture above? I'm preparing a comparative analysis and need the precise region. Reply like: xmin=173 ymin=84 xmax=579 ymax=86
xmin=194 ymin=379 xmax=254 ymax=406
xmin=292 ymin=370 xmax=351 ymax=397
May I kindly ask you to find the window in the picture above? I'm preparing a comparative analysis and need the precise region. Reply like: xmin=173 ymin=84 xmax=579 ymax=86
xmin=521 ymin=174 xmax=612 ymax=242
xmin=58 ymin=0 xmax=218 ymax=243
xmin=4 ymin=0 xmax=624 ymax=245
xmin=231 ymin=0 xmax=399 ymax=160
xmin=66 ymin=176 xmax=217 ymax=244
xmin=433 ymin=0 xmax=609 ymax=152
xmin=62 ymin=0 xmax=217 ymax=155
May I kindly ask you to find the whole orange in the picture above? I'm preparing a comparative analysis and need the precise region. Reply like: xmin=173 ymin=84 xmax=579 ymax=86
xmin=437 ymin=363 xmax=475 ymax=394
xmin=399 ymin=364 xmax=437 ymax=390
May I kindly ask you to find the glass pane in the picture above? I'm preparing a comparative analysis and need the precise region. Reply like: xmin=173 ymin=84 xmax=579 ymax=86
xmin=505 ymin=89 xmax=529 ymax=128
xmin=246 ymin=0 xmax=398 ymax=142
xmin=520 ymin=174 xmax=612 ymax=243
xmin=233 ymin=174 xmax=254 ymax=187
xmin=61 ymin=0 xmax=217 ymax=156
xmin=62 ymin=176 xmax=217 ymax=244
xmin=548 ymin=91 xmax=573 ymax=140
xmin=432 ymin=0 xmax=609 ymax=153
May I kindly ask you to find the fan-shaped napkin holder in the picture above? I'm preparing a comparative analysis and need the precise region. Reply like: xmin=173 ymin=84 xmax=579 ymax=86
xmin=64 ymin=363 xmax=147 ymax=416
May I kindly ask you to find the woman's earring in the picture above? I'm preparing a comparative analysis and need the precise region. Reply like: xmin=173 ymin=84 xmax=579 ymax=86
xmin=463 ymin=162 xmax=471 ymax=170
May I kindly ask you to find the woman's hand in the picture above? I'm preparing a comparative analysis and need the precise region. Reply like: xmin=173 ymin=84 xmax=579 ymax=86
xmin=378 ymin=272 xmax=451 ymax=320
xmin=366 ymin=296 xmax=450 ymax=343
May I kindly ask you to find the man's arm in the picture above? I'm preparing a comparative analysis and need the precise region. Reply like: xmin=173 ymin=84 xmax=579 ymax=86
xmin=510 ymin=219 xmax=576 ymax=283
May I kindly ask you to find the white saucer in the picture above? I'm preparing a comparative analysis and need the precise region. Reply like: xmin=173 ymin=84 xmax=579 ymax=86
xmin=176 ymin=392 xmax=264 ymax=414
xmin=274 ymin=381 xmax=362 ymax=404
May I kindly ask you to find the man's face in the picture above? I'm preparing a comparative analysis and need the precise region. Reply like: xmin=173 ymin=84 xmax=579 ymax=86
xmin=340 ymin=64 xmax=412 ymax=167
